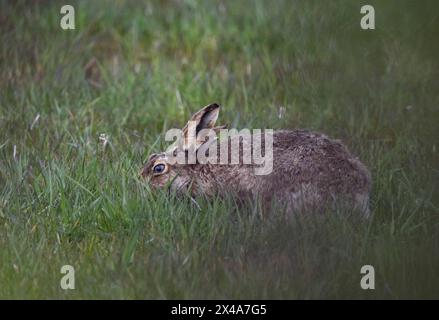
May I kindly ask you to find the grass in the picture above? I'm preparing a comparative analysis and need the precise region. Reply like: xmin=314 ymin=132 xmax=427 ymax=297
xmin=0 ymin=0 xmax=438 ymax=299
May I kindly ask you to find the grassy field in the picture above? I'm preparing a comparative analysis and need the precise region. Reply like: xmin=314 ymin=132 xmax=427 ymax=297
xmin=0 ymin=0 xmax=438 ymax=299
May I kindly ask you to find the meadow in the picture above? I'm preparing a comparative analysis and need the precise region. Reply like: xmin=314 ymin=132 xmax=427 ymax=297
xmin=0 ymin=0 xmax=438 ymax=299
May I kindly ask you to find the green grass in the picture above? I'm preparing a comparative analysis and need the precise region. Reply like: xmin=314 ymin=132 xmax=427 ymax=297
xmin=0 ymin=0 xmax=438 ymax=299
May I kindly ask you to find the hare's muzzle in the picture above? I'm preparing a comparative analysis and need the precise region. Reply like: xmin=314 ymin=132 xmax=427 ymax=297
xmin=139 ymin=166 xmax=149 ymax=180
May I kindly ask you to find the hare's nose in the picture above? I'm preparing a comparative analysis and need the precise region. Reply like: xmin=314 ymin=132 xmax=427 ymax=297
xmin=139 ymin=166 xmax=148 ymax=179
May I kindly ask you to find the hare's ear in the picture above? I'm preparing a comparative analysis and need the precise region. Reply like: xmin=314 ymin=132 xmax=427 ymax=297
xmin=187 ymin=103 xmax=220 ymax=133
xmin=182 ymin=103 xmax=221 ymax=150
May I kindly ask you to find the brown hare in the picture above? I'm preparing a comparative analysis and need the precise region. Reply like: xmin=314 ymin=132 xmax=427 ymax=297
xmin=141 ymin=103 xmax=371 ymax=216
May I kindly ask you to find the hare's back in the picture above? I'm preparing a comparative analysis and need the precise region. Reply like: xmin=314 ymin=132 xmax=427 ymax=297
xmin=271 ymin=130 xmax=370 ymax=196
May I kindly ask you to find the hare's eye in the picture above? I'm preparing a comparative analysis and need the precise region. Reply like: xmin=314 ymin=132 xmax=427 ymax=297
xmin=153 ymin=163 xmax=166 ymax=175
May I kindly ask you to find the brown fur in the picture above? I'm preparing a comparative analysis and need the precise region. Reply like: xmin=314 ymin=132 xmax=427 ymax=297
xmin=141 ymin=104 xmax=371 ymax=216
